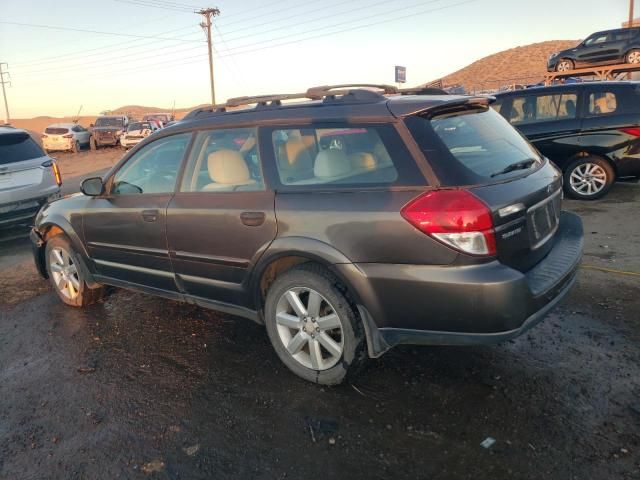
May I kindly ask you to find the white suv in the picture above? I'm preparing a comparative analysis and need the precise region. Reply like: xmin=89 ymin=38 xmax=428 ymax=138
xmin=0 ymin=127 xmax=62 ymax=234
xmin=42 ymin=123 xmax=92 ymax=153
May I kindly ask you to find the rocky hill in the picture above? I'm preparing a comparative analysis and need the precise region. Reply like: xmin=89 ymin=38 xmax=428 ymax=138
xmin=439 ymin=40 xmax=580 ymax=92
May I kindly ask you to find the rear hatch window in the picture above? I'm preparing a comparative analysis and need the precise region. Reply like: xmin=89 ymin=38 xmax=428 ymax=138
xmin=406 ymin=107 xmax=543 ymax=185
xmin=0 ymin=132 xmax=46 ymax=165
xmin=45 ymin=127 xmax=69 ymax=135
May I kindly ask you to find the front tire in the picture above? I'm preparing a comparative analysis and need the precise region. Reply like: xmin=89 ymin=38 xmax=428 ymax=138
xmin=563 ymin=156 xmax=615 ymax=200
xmin=556 ymin=58 xmax=574 ymax=72
xmin=45 ymin=235 xmax=105 ymax=307
xmin=264 ymin=263 xmax=367 ymax=385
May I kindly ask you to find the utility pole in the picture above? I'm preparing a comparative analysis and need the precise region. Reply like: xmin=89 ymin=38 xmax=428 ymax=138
xmin=0 ymin=63 xmax=10 ymax=124
xmin=629 ymin=0 xmax=635 ymax=27
xmin=197 ymin=7 xmax=220 ymax=105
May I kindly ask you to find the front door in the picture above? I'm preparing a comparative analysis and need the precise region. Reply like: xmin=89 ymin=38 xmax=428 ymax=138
xmin=83 ymin=132 xmax=192 ymax=293
xmin=166 ymin=127 xmax=277 ymax=308
xmin=576 ymin=32 xmax=611 ymax=64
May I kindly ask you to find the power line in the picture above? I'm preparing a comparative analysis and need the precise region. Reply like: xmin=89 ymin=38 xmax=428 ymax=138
xmin=113 ymin=0 xmax=197 ymax=12
xmin=14 ymin=0 xmax=476 ymax=86
xmin=0 ymin=20 xmax=205 ymax=43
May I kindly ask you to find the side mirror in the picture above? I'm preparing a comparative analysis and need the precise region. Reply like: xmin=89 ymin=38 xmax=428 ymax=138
xmin=81 ymin=177 xmax=104 ymax=196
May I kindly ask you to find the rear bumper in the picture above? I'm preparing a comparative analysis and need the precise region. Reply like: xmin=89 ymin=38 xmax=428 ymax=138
xmin=0 ymin=191 xmax=61 ymax=229
xmin=336 ymin=211 xmax=583 ymax=356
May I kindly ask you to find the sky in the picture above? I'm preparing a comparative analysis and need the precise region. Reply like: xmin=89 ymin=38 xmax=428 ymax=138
xmin=0 ymin=0 xmax=630 ymax=119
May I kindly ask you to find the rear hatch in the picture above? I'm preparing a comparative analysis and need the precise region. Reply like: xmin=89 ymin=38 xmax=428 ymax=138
xmin=404 ymin=101 xmax=563 ymax=272
xmin=0 ymin=131 xmax=50 ymax=198
xmin=43 ymin=127 xmax=71 ymax=147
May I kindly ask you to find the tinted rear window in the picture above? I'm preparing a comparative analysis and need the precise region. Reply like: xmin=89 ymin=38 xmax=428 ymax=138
xmin=0 ymin=133 xmax=45 ymax=164
xmin=406 ymin=107 xmax=542 ymax=183
xmin=45 ymin=127 xmax=69 ymax=135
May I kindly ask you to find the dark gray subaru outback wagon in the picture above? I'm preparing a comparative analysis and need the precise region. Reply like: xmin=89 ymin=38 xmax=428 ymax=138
xmin=30 ymin=85 xmax=584 ymax=384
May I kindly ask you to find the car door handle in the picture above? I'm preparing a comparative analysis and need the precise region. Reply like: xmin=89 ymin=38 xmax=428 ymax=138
xmin=240 ymin=211 xmax=266 ymax=226
xmin=142 ymin=209 xmax=159 ymax=222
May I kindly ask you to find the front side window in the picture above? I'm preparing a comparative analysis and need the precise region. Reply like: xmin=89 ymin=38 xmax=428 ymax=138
xmin=180 ymin=128 xmax=264 ymax=192
xmin=508 ymin=93 xmax=577 ymax=125
xmin=584 ymin=33 xmax=609 ymax=46
xmin=588 ymin=92 xmax=618 ymax=115
xmin=271 ymin=126 xmax=401 ymax=186
xmin=111 ymin=133 xmax=191 ymax=195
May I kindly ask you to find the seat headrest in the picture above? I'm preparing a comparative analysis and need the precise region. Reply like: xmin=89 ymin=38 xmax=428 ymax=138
xmin=350 ymin=152 xmax=378 ymax=171
xmin=283 ymin=138 xmax=313 ymax=169
xmin=314 ymin=149 xmax=351 ymax=178
xmin=207 ymin=149 xmax=250 ymax=184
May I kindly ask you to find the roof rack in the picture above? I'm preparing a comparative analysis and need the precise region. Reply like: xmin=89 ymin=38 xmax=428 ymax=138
xmin=183 ymin=83 xmax=448 ymax=120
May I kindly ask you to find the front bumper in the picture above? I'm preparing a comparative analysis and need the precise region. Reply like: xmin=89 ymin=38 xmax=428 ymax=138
xmin=546 ymin=57 xmax=559 ymax=72
xmin=337 ymin=212 xmax=583 ymax=356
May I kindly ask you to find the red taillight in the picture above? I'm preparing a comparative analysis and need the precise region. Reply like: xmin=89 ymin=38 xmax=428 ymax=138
xmin=401 ymin=189 xmax=496 ymax=256
xmin=62 ymin=133 xmax=73 ymax=138
xmin=41 ymin=134 xmax=48 ymax=138
xmin=620 ymin=127 xmax=640 ymax=137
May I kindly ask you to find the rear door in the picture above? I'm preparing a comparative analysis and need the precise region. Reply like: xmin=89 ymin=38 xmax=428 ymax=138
xmin=499 ymin=90 xmax=582 ymax=169
xmin=83 ymin=132 xmax=192 ymax=292
xmin=166 ymin=127 xmax=277 ymax=308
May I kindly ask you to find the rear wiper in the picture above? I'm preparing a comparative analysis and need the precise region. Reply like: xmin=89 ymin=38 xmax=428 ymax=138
xmin=490 ymin=159 xmax=538 ymax=178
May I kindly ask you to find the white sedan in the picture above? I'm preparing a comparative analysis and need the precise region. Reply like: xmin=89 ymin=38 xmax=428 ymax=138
xmin=120 ymin=121 xmax=160 ymax=149
xmin=42 ymin=123 xmax=91 ymax=153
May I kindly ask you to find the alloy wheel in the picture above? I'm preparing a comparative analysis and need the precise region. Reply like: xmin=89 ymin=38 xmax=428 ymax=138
xmin=569 ymin=162 xmax=607 ymax=196
xmin=49 ymin=247 xmax=81 ymax=300
xmin=557 ymin=60 xmax=572 ymax=72
xmin=628 ymin=51 xmax=640 ymax=64
xmin=275 ymin=287 xmax=344 ymax=371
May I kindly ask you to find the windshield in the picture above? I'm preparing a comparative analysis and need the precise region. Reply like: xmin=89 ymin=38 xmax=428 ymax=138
xmin=0 ymin=132 xmax=46 ymax=164
xmin=407 ymin=107 xmax=542 ymax=182
xmin=95 ymin=117 xmax=123 ymax=127
xmin=128 ymin=122 xmax=152 ymax=131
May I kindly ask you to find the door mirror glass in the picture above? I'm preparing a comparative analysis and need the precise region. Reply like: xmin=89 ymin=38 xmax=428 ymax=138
xmin=81 ymin=177 xmax=104 ymax=196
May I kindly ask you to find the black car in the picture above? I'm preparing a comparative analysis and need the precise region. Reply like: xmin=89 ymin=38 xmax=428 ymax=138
xmin=548 ymin=28 xmax=640 ymax=72
xmin=493 ymin=81 xmax=640 ymax=199
xmin=30 ymin=85 xmax=583 ymax=385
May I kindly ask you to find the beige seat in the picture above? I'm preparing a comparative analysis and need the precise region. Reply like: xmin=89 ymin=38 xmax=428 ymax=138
xmin=202 ymin=149 xmax=256 ymax=192
xmin=278 ymin=136 xmax=314 ymax=183
xmin=373 ymin=142 xmax=393 ymax=167
xmin=349 ymin=152 xmax=378 ymax=171
xmin=313 ymin=149 xmax=352 ymax=180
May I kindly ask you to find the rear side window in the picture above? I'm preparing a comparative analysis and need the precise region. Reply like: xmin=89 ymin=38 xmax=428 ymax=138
xmin=406 ymin=107 xmax=542 ymax=182
xmin=508 ymin=93 xmax=577 ymax=125
xmin=269 ymin=124 xmax=424 ymax=188
xmin=0 ymin=133 xmax=45 ymax=164
xmin=45 ymin=127 xmax=69 ymax=135
xmin=588 ymin=92 xmax=618 ymax=115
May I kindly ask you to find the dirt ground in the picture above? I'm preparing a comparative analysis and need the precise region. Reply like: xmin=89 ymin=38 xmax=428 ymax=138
xmin=0 ymin=181 xmax=639 ymax=479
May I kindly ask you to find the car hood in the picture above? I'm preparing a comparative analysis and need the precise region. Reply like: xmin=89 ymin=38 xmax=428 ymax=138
xmin=93 ymin=126 xmax=123 ymax=131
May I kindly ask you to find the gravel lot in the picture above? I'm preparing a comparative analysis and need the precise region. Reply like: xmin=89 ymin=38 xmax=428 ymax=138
xmin=0 ymin=179 xmax=639 ymax=480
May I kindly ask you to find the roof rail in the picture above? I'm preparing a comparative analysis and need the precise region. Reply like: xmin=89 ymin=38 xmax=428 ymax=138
xmin=182 ymin=83 xmax=448 ymax=120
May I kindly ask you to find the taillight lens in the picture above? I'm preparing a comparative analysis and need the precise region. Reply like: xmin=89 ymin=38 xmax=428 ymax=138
xmin=41 ymin=134 xmax=48 ymax=138
xmin=62 ymin=133 xmax=73 ymax=139
xmin=401 ymin=189 xmax=496 ymax=256
xmin=620 ymin=127 xmax=640 ymax=137
xmin=42 ymin=160 xmax=62 ymax=186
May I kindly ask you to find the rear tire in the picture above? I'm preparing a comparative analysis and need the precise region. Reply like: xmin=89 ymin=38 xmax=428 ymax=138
xmin=563 ymin=156 xmax=615 ymax=200
xmin=626 ymin=49 xmax=640 ymax=64
xmin=72 ymin=140 xmax=80 ymax=153
xmin=556 ymin=58 xmax=574 ymax=72
xmin=45 ymin=235 xmax=106 ymax=307
xmin=264 ymin=263 xmax=367 ymax=385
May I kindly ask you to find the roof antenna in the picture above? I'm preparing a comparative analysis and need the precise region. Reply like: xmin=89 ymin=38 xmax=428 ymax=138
xmin=72 ymin=104 xmax=83 ymax=123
